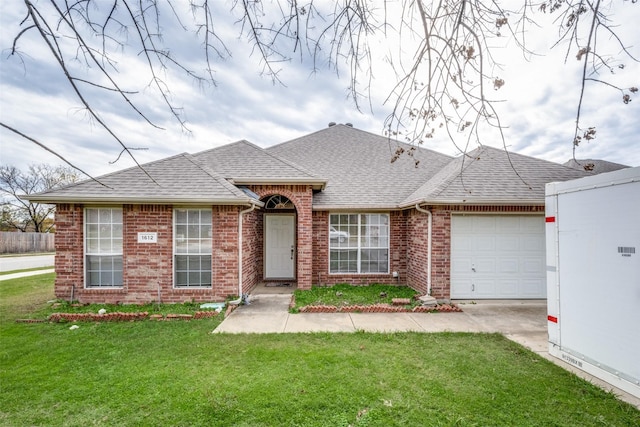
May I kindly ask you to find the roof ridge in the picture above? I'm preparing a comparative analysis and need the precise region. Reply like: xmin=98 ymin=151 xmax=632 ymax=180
xmin=269 ymin=124 xmax=454 ymax=159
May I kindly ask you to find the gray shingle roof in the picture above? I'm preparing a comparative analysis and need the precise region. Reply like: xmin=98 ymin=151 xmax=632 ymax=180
xmin=267 ymin=124 xmax=454 ymax=209
xmin=563 ymin=158 xmax=629 ymax=174
xmin=25 ymin=153 xmax=257 ymax=205
xmin=403 ymin=146 xmax=590 ymax=205
xmin=24 ymin=125 xmax=592 ymax=208
xmin=192 ymin=140 xmax=326 ymax=188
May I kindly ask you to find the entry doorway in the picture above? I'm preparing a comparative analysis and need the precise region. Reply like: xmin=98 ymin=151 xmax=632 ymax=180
xmin=264 ymin=214 xmax=296 ymax=279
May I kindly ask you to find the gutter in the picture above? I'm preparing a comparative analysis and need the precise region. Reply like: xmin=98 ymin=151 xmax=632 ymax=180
xmin=415 ymin=203 xmax=433 ymax=296
xmin=19 ymin=195 xmax=265 ymax=206
xmin=229 ymin=202 xmax=259 ymax=305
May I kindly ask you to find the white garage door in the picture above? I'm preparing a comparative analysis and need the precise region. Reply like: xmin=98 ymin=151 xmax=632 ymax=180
xmin=451 ymin=215 xmax=546 ymax=299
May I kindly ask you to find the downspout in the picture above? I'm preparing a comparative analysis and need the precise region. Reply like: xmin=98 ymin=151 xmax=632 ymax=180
xmin=229 ymin=203 xmax=258 ymax=305
xmin=415 ymin=203 xmax=432 ymax=296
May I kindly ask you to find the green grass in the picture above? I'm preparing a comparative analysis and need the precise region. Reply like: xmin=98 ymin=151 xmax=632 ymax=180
xmin=293 ymin=283 xmax=418 ymax=310
xmin=1 ymin=276 xmax=638 ymax=426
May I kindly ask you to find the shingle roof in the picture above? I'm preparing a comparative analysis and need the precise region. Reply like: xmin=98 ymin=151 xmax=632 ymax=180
xmin=267 ymin=124 xmax=454 ymax=209
xmin=403 ymin=146 xmax=589 ymax=205
xmin=563 ymin=158 xmax=629 ymax=174
xmin=192 ymin=140 xmax=326 ymax=189
xmin=25 ymin=153 xmax=258 ymax=205
xmin=24 ymin=125 xmax=591 ymax=208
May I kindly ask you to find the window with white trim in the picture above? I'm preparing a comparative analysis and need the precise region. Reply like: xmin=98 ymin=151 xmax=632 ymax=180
xmin=329 ymin=213 xmax=389 ymax=274
xmin=85 ymin=208 xmax=123 ymax=287
xmin=174 ymin=209 xmax=212 ymax=287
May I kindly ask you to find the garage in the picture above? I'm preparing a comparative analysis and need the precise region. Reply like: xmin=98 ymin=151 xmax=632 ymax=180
xmin=450 ymin=215 xmax=546 ymax=299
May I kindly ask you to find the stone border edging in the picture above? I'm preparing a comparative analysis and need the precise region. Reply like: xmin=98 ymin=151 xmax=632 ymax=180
xmin=297 ymin=303 xmax=461 ymax=313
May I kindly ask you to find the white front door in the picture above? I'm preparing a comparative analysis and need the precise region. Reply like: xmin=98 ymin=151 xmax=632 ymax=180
xmin=451 ymin=215 xmax=546 ymax=299
xmin=265 ymin=214 xmax=295 ymax=279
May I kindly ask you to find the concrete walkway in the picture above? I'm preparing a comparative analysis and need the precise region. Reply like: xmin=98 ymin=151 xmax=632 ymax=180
xmin=214 ymin=295 xmax=547 ymax=351
xmin=214 ymin=292 xmax=640 ymax=409
xmin=0 ymin=269 xmax=55 ymax=281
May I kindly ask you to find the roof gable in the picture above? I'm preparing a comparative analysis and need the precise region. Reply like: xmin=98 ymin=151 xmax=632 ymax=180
xmin=191 ymin=140 xmax=326 ymax=188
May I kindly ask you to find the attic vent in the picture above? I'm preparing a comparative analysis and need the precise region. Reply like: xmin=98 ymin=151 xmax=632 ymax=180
xmin=345 ymin=123 xmax=353 ymax=127
xmin=328 ymin=122 xmax=336 ymax=127
xmin=265 ymin=195 xmax=294 ymax=209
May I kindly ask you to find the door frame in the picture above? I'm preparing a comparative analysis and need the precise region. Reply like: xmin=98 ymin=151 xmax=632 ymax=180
xmin=263 ymin=213 xmax=296 ymax=280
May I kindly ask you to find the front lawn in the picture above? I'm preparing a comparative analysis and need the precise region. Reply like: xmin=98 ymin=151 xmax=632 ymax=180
xmin=1 ymin=275 xmax=638 ymax=426
xmin=292 ymin=283 xmax=419 ymax=310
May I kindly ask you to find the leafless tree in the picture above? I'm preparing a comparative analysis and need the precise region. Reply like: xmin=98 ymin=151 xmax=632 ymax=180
xmin=2 ymin=1 xmax=637 ymax=173
xmin=0 ymin=164 xmax=80 ymax=232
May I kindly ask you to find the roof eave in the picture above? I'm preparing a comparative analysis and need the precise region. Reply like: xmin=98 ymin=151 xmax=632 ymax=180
xmin=229 ymin=178 xmax=327 ymax=191
xmin=21 ymin=195 xmax=265 ymax=207
xmin=402 ymin=198 xmax=545 ymax=208
xmin=311 ymin=203 xmax=400 ymax=211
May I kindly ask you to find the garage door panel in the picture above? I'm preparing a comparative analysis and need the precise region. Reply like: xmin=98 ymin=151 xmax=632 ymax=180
xmin=475 ymin=236 xmax=495 ymax=251
xmin=497 ymin=279 xmax=518 ymax=297
xmin=474 ymin=216 xmax=497 ymax=232
xmin=497 ymin=236 xmax=519 ymax=251
xmin=475 ymin=257 xmax=496 ymax=274
xmin=522 ymin=257 xmax=543 ymax=274
xmin=500 ymin=216 xmax=521 ymax=232
xmin=521 ymin=279 xmax=545 ymax=297
xmin=451 ymin=234 xmax=472 ymax=251
xmin=522 ymin=235 xmax=544 ymax=251
xmin=498 ymin=258 xmax=519 ymax=274
xmin=451 ymin=215 xmax=545 ymax=299
xmin=474 ymin=279 xmax=497 ymax=297
xmin=451 ymin=256 xmax=473 ymax=274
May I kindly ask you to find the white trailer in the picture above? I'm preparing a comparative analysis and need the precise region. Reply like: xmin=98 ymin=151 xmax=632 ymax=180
xmin=545 ymin=166 xmax=640 ymax=398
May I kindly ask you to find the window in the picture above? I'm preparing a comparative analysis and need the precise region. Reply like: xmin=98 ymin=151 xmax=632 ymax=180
xmin=85 ymin=208 xmax=123 ymax=287
xmin=174 ymin=209 xmax=212 ymax=287
xmin=329 ymin=213 xmax=389 ymax=274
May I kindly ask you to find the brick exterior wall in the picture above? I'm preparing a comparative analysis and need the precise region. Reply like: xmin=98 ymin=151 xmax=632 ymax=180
xmin=406 ymin=204 xmax=545 ymax=299
xmin=311 ymin=210 xmax=408 ymax=287
xmin=54 ymin=204 xmax=84 ymax=301
xmin=54 ymin=204 xmax=255 ymax=304
xmin=250 ymin=185 xmax=314 ymax=289
xmin=54 ymin=199 xmax=544 ymax=303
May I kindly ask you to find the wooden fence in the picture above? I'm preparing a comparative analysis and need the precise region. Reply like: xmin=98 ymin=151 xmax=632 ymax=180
xmin=0 ymin=232 xmax=55 ymax=254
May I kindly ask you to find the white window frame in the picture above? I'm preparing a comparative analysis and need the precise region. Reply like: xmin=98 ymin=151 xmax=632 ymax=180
xmin=329 ymin=213 xmax=390 ymax=274
xmin=173 ymin=208 xmax=212 ymax=288
xmin=84 ymin=207 xmax=123 ymax=288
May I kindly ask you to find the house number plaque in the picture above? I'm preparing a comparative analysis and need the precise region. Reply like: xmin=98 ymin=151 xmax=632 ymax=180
xmin=137 ymin=232 xmax=158 ymax=243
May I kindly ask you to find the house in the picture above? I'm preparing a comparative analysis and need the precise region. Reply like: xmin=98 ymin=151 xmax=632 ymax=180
xmin=26 ymin=124 xmax=589 ymax=304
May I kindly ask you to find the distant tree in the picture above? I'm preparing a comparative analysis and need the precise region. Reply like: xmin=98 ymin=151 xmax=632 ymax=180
xmin=1 ymin=1 xmax=637 ymax=171
xmin=0 ymin=164 xmax=79 ymax=232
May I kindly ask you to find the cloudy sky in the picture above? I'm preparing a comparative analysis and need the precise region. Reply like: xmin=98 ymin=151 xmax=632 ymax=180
xmin=1 ymin=1 xmax=639 ymax=179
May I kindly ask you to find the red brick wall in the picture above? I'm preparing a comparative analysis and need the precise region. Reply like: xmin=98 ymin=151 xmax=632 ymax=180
xmin=54 ymin=204 xmax=248 ymax=304
xmin=54 ymin=200 xmax=545 ymax=303
xmin=311 ymin=210 xmax=408 ymax=287
xmin=407 ymin=205 xmax=545 ymax=300
xmin=121 ymin=204 xmax=172 ymax=303
xmin=250 ymin=185 xmax=314 ymax=289
xmin=241 ymin=208 xmax=261 ymax=294
xmin=54 ymin=204 xmax=84 ymax=301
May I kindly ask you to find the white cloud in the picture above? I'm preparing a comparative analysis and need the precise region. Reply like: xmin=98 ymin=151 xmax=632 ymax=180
xmin=1 ymin=0 xmax=639 ymax=181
